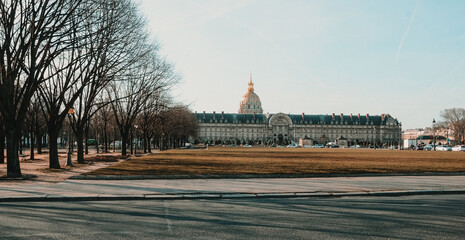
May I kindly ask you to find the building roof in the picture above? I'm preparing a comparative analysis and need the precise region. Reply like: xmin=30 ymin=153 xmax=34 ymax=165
xmin=195 ymin=112 xmax=400 ymax=126
xmin=416 ymin=135 xmax=447 ymax=140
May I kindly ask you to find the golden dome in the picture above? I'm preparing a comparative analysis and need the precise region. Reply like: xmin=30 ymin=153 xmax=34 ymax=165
xmin=238 ymin=74 xmax=263 ymax=114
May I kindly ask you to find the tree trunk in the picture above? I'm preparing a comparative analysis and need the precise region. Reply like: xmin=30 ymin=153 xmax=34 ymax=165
xmin=30 ymin=131 xmax=35 ymax=160
xmin=121 ymin=132 xmax=129 ymax=156
xmin=6 ymin=128 xmax=21 ymax=177
xmin=48 ymin=127 xmax=61 ymax=169
xmin=35 ymin=131 xmax=42 ymax=154
xmin=19 ymin=138 xmax=23 ymax=155
xmin=147 ymin=137 xmax=152 ymax=153
xmin=113 ymin=127 xmax=116 ymax=153
xmin=144 ymin=136 xmax=149 ymax=153
xmin=0 ymin=129 xmax=5 ymax=164
xmin=84 ymin=129 xmax=89 ymax=155
xmin=130 ymin=133 xmax=134 ymax=155
xmin=142 ymin=132 xmax=147 ymax=153
xmin=76 ymin=128 xmax=85 ymax=164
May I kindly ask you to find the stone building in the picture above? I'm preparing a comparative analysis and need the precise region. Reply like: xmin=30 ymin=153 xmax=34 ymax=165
xmin=194 ymin=78 xmax=402 ymax=147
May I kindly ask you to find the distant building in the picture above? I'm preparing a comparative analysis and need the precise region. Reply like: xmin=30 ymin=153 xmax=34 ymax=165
xmin=403 ymin=127 xmax=453 ymax=146
xmin=299 ymin=136 xmax=313 ymax=147
xmin=194 ymin=77 xmax=402 ymax=147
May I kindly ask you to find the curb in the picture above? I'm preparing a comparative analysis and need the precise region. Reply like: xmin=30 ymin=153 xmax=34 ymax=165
xmin=69 ymin=172 xmax=465 ymax=180
xmin=1 ymin=190 xmax=464 ymax=203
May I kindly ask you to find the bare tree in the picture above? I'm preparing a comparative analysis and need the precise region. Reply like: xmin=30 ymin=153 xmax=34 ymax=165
xmin=0 ymin=0 xmax=83 ymax=176
xmin=92 ymin=102 xmax=114 ymax=154
xmin=441 ymin=108 xmax=465 ymax=144
xmin=137 ymin=91 xmax=171 ymax=153
xmin=24 ymin=95 xmax=44 ymax=160
xmin=109 ymin=49 xmax=178 ymax=156
xmin=69 ymin=0 xmax=150 ymax=163
xmin=154 ymin=106 xmax=198 ymax=150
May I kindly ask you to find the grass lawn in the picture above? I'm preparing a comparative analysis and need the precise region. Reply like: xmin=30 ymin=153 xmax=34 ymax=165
xmin=84 ymin=147 xmax=465 ymax=176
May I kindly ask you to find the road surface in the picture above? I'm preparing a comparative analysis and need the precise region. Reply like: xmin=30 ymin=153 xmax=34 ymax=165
xmin=0 ymin=194 xmax=464 ymax=239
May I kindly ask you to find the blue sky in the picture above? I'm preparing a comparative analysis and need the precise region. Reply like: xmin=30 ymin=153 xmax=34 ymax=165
xmin=139 ymin=0 xmax=465 ymax=129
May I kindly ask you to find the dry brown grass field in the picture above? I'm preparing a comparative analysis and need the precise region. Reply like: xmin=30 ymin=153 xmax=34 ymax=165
xmin=85 ymin=146 xmax=465 ymax=176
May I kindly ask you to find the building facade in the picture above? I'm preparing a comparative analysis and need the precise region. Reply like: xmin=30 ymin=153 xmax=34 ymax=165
xmin=195 ymin=78 xmax=402 ymax=147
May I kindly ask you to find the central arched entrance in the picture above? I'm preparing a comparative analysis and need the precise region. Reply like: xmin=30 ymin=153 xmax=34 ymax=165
xmin=269 ymin=113 xmax=293 ymax=144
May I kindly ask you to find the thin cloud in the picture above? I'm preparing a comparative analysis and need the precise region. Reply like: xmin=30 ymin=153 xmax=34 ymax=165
xmin=395 ymin=0 xmax=419 ymax=64
xmin=160 ymin=0 xmax=256 ymax=32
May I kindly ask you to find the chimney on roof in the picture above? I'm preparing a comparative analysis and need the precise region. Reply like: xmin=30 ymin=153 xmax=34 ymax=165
xmin=358 ymin=113 xmax=360 ymax=119
xmin=203 ymin=111 xmax=206 ymax=119
xmin=213 ymin=111 xmax=216 ymax=120
xmin=350 ymin=113 xmax=353 ymax=119
xmin=366 ymin=113 xmax=369 ymax=120
xmin=340 ymin=113 xmax=343 ymax=119
xmin=221 ymin=111 xmax=224 ymax=119
xmin=332 ymin=113 xmax=335 ymax=119
xmin=195 ymin=111 xmax=197 ymax=114
xmin=302 ymin=112 xmax=305 ymax=120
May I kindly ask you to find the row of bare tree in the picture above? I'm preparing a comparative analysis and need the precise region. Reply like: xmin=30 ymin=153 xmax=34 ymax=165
xmin=0 ymin=0 xmax=197 ymax=177
xmin=440 ymin=108 xmax=465 ymax=144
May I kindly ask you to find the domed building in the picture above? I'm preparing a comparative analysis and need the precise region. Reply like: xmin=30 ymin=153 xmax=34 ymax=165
xmin=194 ymin=76 xmax=402 ymax=147
xmin=238 ymin=76 xmax=263 ymax=114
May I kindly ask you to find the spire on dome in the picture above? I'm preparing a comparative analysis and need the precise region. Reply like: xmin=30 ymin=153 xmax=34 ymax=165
xmin=248 ymin=73 xmax=254 ymax=92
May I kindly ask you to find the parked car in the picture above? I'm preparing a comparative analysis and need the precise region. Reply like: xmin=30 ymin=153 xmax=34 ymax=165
xmin=303 ymin=145 xmax=313 ymax=148
xmin=350 ymin=145 xmax=361 ymax=149
xmin=313 ymin=144 xmax=324 ymax=148
xmin=452 ymin=145 xmax=465 ymax=151
xmin=424 ymin=144 xmax=433 ymax=151
xmin=287 ymin=144 xmax=298 ymax=148
xmin=329 ymin=145 xmax=339 ymax=148
xmin=242 ymin=144 xmax=252 ymax=147
xmin=325 ymin=142 xmax=335 ymax=148
xmin=436 ymin=145 xmax=452 ymax=151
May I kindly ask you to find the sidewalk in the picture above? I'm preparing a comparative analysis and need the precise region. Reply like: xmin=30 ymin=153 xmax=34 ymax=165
xmin=1 ymin=175 xmax=465 ymax=202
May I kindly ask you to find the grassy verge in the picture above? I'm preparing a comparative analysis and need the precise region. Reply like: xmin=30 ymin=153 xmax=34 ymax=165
xmin=84 ymin=147 xmax=465 ymax=176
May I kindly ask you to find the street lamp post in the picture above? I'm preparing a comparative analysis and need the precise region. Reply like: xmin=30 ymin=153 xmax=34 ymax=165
xmin=432 ymin=119 xmax=436 ymax=151
xmin=66 ymin=107 xmax=74 ymax=166
xmin=446 ymin=127 xmax=450 ymax=146
xmin=134 ymin=125 xmax=138 ymax=155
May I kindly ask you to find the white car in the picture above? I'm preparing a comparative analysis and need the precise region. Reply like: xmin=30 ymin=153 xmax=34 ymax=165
xmin=313 ymin=144 xmax=324 ymax=148
xmin=436 ymin=145 xmax=452 ymax=151
xmin=452 ymin=145 xmax=465 ymax=151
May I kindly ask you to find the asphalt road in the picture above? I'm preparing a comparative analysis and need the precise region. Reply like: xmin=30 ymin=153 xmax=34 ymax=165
xmin=0 ymin=195 xmax=464 ymax=239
